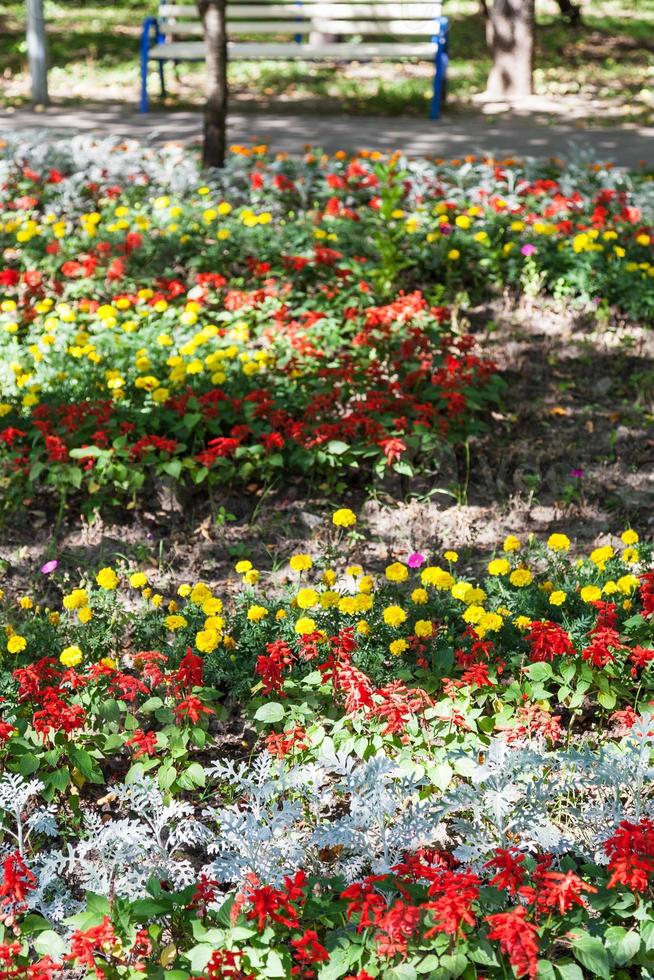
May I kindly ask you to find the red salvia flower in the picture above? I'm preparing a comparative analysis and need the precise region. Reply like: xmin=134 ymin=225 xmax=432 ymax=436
xmin=485 ymin=906 xmax=540 ymax=979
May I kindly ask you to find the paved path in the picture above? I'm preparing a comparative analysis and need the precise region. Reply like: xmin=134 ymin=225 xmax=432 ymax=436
xmin=1 ymin=105 xmax=652 ymax=165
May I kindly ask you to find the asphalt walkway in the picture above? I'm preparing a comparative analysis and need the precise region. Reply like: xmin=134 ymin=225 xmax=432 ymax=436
xmin=1 ymin=105 xmax=652 ymax=165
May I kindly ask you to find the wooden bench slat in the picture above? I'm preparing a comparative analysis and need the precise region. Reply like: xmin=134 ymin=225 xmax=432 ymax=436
xmin=158 ymin=2 xmax=441 ymax=13
xmin=159 ymin=19 xmax=437 ymax=35
xmin=148 ymin=40 xmax=437 ymax=59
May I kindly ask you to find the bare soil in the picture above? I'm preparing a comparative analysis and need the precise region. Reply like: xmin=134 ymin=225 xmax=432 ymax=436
xmin=1 ymin=296 xmax=652 ymax=596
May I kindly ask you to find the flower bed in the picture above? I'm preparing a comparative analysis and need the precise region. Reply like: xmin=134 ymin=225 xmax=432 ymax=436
xmin=0 ymin=138 xmax=653 ymax=512
xmin=1 ymin=515 xmax=654 ymax=977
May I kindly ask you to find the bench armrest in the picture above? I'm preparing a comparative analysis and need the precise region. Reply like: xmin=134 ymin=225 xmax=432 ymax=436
xmin=141 ymin=15 xmax=163 ymax=57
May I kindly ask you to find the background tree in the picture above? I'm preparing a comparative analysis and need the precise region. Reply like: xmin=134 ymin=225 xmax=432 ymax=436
xmin=197 ymin=0 xmax=227 ymax=168
xmin=26 ymin=0 xmax=48 ymax=106
xmin=483 ymin=0 xmax=535 ymax=99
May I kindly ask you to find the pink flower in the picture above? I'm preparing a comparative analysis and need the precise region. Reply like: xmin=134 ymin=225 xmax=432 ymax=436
xmin=520 ymin=244 xmax=537 ymax=257
xmin=408 ymin=553 xmax=425 ymax=568
xmin=40 ymin=560 xmax=58 ymax=575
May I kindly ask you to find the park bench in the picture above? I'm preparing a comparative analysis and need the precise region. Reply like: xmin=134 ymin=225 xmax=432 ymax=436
xmin=140 ymin=2 xmax=449 ymax=119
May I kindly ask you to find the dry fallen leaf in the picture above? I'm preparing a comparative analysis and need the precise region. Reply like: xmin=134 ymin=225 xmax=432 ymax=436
xmin=549 ymin=406 xmax=570 ymax=417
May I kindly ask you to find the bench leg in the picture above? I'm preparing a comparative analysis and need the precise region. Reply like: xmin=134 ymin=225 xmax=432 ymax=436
xmin=430 ymin=16 xmax=449 ymax=120
xmin=140 ymin=56 xmax=150 ymax=113
xmin=159 ymin=60 xmax=167 ymax=99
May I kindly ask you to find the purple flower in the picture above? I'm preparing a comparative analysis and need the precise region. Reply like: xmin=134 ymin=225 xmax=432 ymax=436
xmin=570 ymin=468 xmax=584 ymax=479
xmin=408 ymin=552 xmax=425 ymax=569
xmin=40 ymin=559 xmax=58 ymax=574
xmin=520 ymin=243 xmax=537 ymax=257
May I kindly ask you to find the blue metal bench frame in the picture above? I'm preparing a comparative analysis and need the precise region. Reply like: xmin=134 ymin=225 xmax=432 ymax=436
xmin=140 ymin=10 xmax=450 ymax=120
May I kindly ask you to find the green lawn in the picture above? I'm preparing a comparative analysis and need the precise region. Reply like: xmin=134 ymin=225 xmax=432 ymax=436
xmin=1 ymin=0 xmax=652 ymax=122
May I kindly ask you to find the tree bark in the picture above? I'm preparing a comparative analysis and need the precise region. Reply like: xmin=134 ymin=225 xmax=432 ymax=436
xmin=555 ymin=0 xmax=582 ymax=26
xmin=197 ymin=0 xmax=227 ymax=168
xmin=485 ymin=0 xmax=535 ymax=100
xmin=26 ymin=0 xmax=49 ymax=106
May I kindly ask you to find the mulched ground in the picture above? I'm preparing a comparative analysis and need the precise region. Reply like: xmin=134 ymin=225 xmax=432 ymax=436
xmin=0 ymin=296 xmax=652 ymax=598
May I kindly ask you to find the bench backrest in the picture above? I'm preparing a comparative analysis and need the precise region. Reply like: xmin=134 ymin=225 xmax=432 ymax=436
xmin=157 ymin=3 xmax=443 ymax=39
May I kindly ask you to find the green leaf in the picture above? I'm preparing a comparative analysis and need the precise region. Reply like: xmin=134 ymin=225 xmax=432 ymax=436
xmin=69 ymin=445 xmax=108 ymax=459
xmin=570 ymin=931 xmax=610 ymax=979
xmin=604 ymin=926 xmax=640 ymax=965
xmin=555 ymin=963 xmax=584 ymax=980
xmin=265 ymin=950 xmax=288 ymax=977
xmin=33 ymin=930 xmax=67 ymax=959
xmin=597 ymin=689 xmax=617 ymax=710
xmin=254 ymin=702 xmax=285 ymax=723
xmin=326 ymin=440 xmax=350 ymax=455
xmin=67 ymin=746 xmax=104 ymax=784
xmin=523 ymin=662 xmax=553 ymax=682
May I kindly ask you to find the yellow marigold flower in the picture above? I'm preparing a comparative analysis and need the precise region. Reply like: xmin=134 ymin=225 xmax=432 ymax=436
xmin=78 ymin=607 xmax=93 ymax=624
xmin=451 ymin=582 xmax=472 ymax=602
xmin=244 ymin=570 xmax=260 ymax=586
xmin=514 ymin=615 xmax=532 ymax=631
xmin=60 ymin=645 xmax=83 ymax=668
xmin=383 ymin=605 xmax=407 ymax=627
xmin=101 ymin=657 xmax=117 ymax=669
xmin=356 ymin=620 xmax=370 ymax=635
xmin=7 ymin=635 xmax=27 ymax=654
xmin=549 ymin=591 xmax=567 ymax=606
xmin=411 ymin=588 xmax=428 ymax=604
xmin=142 ymin=588 xmax=153 ymax=600
xmin=465 ymin=587 xmax=487 ymax=605
xmin=190 ymin=583 xmax=212 ymax=605
xmin=623 ymin=600 xmax=633 ymax=611
xmin=548 ymin=533 xmax=571 ymax=552
xmin=295 ymin=616 xmax=317 ymax=635
xmin=338 ymin=596 xmax=358 ymax=615
xmin=463 ymin=605 xmax=485 ymax=624
xmin=414 ymin=619 xmax=433 ymax=638
xmin=320 ymin=590 xmax=341 ymax=609
xmin=322 ymin=569 xmax=336 ymax=586
xmin=618 ymin=574 xmax=639 ymax=594
xmin=49 ymin=612 xmax=60 ymax=626
xmin=204 ymin=615 xmax=225 ymax=632
xmin=346 ymin=565 xmax=363 ymax=577
xmin=488 ymin=558 xmax=511 ymax=576
xmin=165 ymin=615 xmax=187 ymax=631
xmin=19 ymin=596 xmax=33 ymax=610
xmin=479 ymin=612 xmax=503 ymax=632
xmin=195 ymin=629 xmax=220 ymax=653
xmin=202 ymin=597 xmax=223 ymax=615
xmin=96 ymin=567 xmax=119 ymax=590
xmin=247 ymin=605 xmax=268 ymax=622
xmin=390 ymin=638 xmax=409 ymax=656
xmin=421 ymin=566 xmax=454 ymax=589
xmin=177 ymin=584 xmax=191 ymax=598
xmin=129 ymin=572 xmax=148 ymax=589
xmin=358 ymin=576 xmax=374 ymax=594
xmin=603 ymin=581 xmax=618 ymax=595
xmin=590 ymin=545 xmax=614 ymax=570
xmin=580 ymin=585 xmax=602 ymax=603
xmin=510 ymin=569 xmax=533 ymax=588
xmin=447 ymin=249 xmax=460 ymax=261
xmin=332 ymin=508 xmax=356 ymax=528
xmin=296 ymin=588 xmax=319 ymax=609
xmin=621 ymin=529 xmax=639 ymax=546
xmin=235 ymin=560 xmax=253 ymax=574
xmin=290 ymin=554 xmax=313 ymax=572
xmin=622 ymin=547 xmax=639 ymax=564
xmin=385 ymin=562 xmax=408 ymax=583
xmin=443 ymin=551 xmax=458 ymax=562
xmin=63 ymin=588 xmax=88 ymax=611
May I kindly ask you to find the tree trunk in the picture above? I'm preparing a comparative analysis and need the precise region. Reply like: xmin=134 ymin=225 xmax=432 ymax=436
xmin=197 ymin=0 xmax=227 ymax=168
xmin=555 ymin=0 xmax=582 ymax=26
xmin=485 ymin=0 xmax=535 ymax=100
xmin=26 ymin=0 xmax=49 ymax=106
